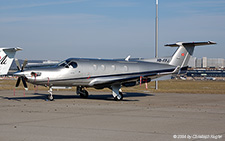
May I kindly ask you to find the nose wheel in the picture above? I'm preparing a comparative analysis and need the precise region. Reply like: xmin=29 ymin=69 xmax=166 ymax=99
xmin=48 ymin=95 xmax=54 ymax=101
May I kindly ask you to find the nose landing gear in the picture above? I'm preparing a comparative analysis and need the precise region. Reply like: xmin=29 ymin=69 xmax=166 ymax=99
xmin=48 ymin=87 xmax=54 ymax=101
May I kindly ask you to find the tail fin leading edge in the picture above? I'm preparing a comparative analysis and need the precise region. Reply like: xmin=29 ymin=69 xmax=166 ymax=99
xmin=165 ymin=41 xmax=216 ymax=67
xmin=0 ymin=47 xmax=22 ymax=75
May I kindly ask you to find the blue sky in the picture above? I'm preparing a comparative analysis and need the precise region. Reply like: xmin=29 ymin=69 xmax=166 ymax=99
xmin=0 ymin=0 xmax=225 ymax=60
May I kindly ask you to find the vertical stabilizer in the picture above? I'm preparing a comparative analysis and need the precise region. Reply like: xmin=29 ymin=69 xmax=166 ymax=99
xmin=165 ymin=41 xmax=216 ymax=67
xmin=0 ymin=47 xmax=22 ymax=75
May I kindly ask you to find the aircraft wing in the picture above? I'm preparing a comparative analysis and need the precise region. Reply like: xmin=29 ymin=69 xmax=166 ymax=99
xmin=88 ymin=66 xmax=179 ymax=87
xmin=89 ymin=76 xmax=138 ymax=87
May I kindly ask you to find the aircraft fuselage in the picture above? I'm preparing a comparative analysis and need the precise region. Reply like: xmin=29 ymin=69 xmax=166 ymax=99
xmin=17 ymin=58 xmax=175 ymax=88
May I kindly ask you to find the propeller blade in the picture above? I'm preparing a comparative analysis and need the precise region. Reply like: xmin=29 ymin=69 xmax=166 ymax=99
xmin=21 ymin=59 xmax=28 ymax=71
xmin=21 ymin=77 xmax=28 ymax=90
xmin=15 ymin=58 xmax=21 ymax=71
xmin=15 ymin=77 xmax=21 ymax=87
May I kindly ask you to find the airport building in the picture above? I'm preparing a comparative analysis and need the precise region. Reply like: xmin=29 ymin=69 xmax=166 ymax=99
xmin=188 ymin=56 xmax=225 ymax=68
xmin=186 ymin=57 xmax=225 ymax=80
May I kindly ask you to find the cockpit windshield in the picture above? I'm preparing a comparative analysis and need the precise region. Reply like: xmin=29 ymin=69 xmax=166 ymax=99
xmin=58 ymin=61 xmax=69 ymax=67
xmin=57 ymin=60 xmax=78 ymax=68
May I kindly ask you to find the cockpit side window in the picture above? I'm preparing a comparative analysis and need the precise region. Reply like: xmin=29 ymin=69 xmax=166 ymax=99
xmin=68 ymin=61 xmax=78 ymax=68
xmin=58 ymin=60 xmax=77 ymax=68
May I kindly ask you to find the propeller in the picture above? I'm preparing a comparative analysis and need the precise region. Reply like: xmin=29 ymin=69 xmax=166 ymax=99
xmin=15 ymin=59 xmax=28 ymax=90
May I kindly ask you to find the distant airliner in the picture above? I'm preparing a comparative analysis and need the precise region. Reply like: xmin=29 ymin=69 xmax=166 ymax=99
xmin=14 ymin=41 xmax=216 ymax=101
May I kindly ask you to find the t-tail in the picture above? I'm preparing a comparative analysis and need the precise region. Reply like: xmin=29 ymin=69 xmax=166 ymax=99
xmin=0 ymin=47 xmax=22 ymax=75
xmin=165 ymin=41 xmax=216 ymax=68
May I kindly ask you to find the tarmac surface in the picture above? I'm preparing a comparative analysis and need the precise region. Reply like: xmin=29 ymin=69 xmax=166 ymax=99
xmin=0 ymin=89 xmax=225 ymax=141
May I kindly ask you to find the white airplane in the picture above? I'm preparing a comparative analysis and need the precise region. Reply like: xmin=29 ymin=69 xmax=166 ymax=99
xmin=0 ymin=47 xmax=22 ymax=76
xmin=14 ymin=41 xmax=216 ymax=101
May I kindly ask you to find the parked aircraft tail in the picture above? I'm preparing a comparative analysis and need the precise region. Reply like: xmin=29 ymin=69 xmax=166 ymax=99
xmin=0 ymin=47 xmax=22 ymax=75
xmin=165 ymin=41 xmax=216 ymax=68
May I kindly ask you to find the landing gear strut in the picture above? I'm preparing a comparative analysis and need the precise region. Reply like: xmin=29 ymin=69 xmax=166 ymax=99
xmin=111 ymin=84 xmax=123 ymax=101
xmin=76 ymin=86 xmax=89 ymax=98
xmin=48 ymin=87 xmax=54 ymax=101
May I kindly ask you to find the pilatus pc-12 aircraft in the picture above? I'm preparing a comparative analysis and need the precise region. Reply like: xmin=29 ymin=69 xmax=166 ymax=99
xmin=14 ymin=41 xmax=216 ymax=101
xmin=0 ymin=47 xmax=22 ymax=76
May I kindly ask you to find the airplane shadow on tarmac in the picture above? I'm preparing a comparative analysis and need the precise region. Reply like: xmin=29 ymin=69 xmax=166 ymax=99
xmin=3 ymin=92 xmax=154 ymax=102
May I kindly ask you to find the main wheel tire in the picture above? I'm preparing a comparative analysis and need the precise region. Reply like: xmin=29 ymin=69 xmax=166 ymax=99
xmin=80 ymin=90 xmax=89 ymax=98
xmin=114 ymin=92 xmax=123 ymax=101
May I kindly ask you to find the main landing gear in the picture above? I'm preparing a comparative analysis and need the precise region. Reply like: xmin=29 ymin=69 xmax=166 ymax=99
xmin=76 ymin=86 xmax=89 ymax=98
xmin=47 ymin=85 xmax=123 ymax=101
xmin=76 ymin=85 xmax=124 ymax=101
xmin=111 ymin=84 xmax=123 ymax=101
xmin=114 ymin=91 xmax=123 ymax=101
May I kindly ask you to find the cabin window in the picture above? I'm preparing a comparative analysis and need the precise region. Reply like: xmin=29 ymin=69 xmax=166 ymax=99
xmin=124 ymin=66 xmax=128 ymax=72
xmin=111 ymin=65 xmax=116 ymax=71
xmin=93 ymin=64 xmax=98 ymax=70
xmin=101 ymin=65 xmax=105 ymax=71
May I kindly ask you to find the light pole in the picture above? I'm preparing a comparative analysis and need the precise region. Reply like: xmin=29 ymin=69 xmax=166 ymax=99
xmin=155 ymin=0 xmax=159 ymax=89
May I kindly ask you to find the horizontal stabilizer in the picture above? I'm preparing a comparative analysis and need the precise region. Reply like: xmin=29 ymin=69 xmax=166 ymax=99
xmin=3 ymin=47 xmax=22 ymax=52
xmin=165 ymin=41 xmax=216 ymax=47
